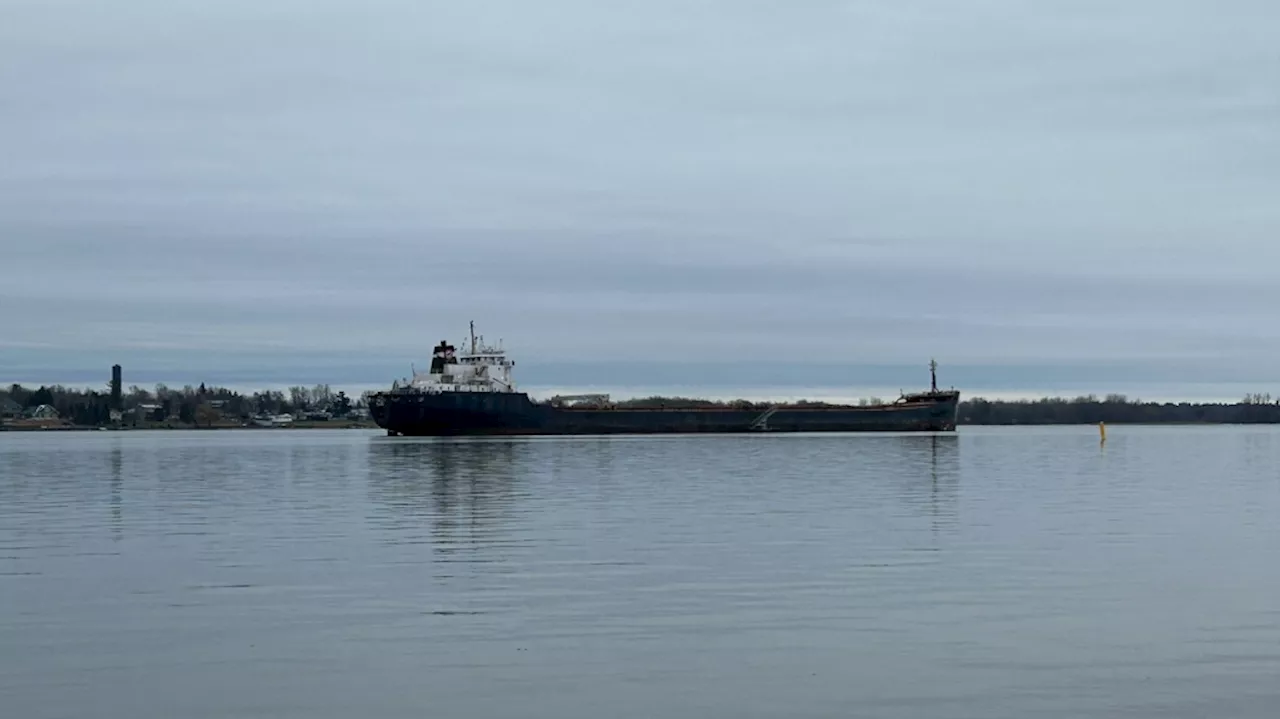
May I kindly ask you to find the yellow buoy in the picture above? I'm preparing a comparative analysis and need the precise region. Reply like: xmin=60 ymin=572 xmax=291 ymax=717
xmin=1099 ymin=421 xmax=1107 ymax=443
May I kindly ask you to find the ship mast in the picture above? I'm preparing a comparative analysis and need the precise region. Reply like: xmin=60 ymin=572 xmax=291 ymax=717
xmin=469 ymin=320 xmax=477 ymax=355
xmin=930 ymin=358 xmax=938 ymax=393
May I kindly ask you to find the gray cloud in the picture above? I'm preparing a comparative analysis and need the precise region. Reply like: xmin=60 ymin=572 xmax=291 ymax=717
xmin=3 ymin=0 xmax=1279 ymax=395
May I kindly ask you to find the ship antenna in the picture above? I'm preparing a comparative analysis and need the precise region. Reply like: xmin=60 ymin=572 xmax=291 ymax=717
xmin=930 ymin=358 xmax=938 ymax=393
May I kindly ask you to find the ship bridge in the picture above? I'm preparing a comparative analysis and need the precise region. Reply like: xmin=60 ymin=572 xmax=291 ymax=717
xmin=402 ymin=321 xmax=518 ymax=394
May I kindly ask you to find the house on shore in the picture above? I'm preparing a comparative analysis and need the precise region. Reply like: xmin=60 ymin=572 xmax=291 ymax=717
xmin=1 ymin=397 xmax=22 ymax=419
xmin=27 ymin=405 xmax=59 ymax=420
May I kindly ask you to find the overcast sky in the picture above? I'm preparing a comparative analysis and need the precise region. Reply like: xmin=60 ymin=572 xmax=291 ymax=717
xmin=3 ymin=0 xmax=1278 ymax=398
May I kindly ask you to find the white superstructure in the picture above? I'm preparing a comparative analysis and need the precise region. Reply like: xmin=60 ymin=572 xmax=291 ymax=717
xmin=398 ymin=322 xmax=517 ymax=394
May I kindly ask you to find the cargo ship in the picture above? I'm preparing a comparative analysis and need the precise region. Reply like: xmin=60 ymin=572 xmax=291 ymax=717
xmin=368 ymin=323 xmax=960 ymax=436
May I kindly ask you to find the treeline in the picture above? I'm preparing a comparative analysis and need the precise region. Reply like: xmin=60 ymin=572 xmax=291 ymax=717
xmin=2 ymin=382 xmax=369 ymax=427
xmin=579 ymin=393 xmax=1280 ymax=424
xmin=959 ymin=394 xmax=1280 ymax=425
xmin=3 ymin=384 xmax=117 ymax=426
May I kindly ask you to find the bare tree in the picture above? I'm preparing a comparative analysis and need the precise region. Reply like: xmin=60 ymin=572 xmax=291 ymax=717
xmin=288 ymin=386 xmax=309 ymax=411
xmin=311 ymin=384 xmax=333 ymax=409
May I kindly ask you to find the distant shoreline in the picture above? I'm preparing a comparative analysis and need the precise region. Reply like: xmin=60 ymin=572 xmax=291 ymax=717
xmin=5 ymin=382 xmax=1280 ymax=431
xmin=0 ymin=420 xmax=381 ymax=432
xmin=2 ymin=414 xmax=1280 ymax=429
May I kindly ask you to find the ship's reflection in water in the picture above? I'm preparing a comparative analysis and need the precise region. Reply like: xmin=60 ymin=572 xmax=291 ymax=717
xmin=365 ymin=438 xmax=534 ymax=564
xmin=888 ymin=433 xmax=961 ymax=529
xmin=108 ymin=441 xmax=123 ymax=542
xmin=363 ymin=432 xmax=961 ymax=564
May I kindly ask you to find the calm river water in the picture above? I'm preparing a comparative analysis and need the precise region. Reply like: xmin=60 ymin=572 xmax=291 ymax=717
xmin=2 ymin=427 xmax=1279 ymax=718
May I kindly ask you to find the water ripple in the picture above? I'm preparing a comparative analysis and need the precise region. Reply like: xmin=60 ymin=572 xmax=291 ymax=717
xmin=2 ymin=427 xmax=1279 ymax=718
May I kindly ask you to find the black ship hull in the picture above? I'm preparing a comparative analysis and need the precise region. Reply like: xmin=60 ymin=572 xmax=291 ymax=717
xmin=368 ymin=390 xmax=960 ymax=436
